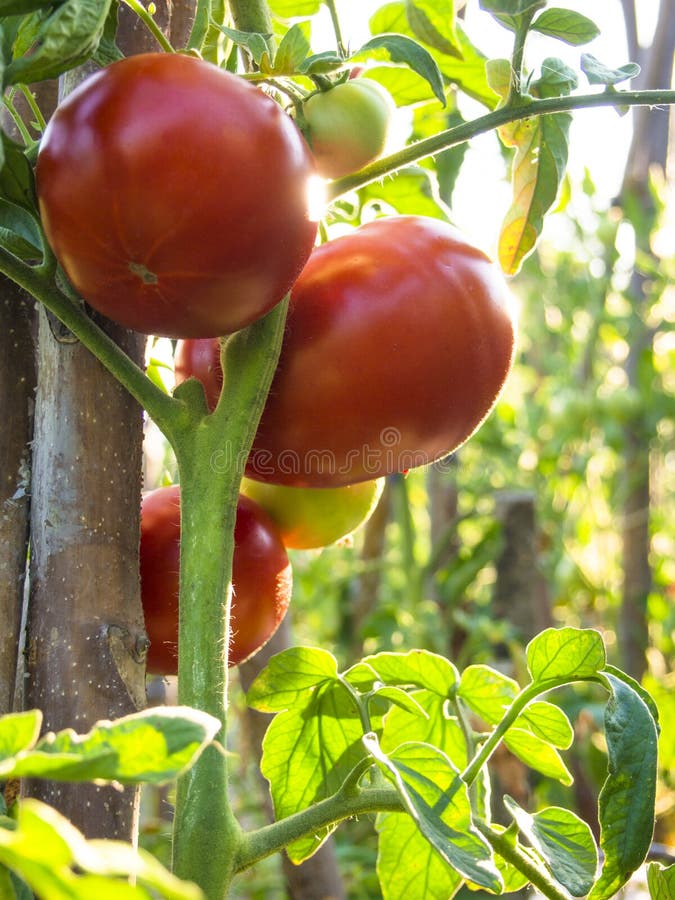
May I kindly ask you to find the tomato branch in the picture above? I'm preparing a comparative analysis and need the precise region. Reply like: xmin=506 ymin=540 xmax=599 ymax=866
xmin=234 ymin=784 xmax=403 ymax=874
xmin=327 ymin=88 xmax=675 ymax=201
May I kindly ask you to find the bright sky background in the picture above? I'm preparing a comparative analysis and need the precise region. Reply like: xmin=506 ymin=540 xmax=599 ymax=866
xmin=312 ymin=0 xmax=666 ymax=254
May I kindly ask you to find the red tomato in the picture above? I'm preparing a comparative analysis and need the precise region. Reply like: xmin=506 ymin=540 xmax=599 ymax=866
xmin=140 ymin=486 xmax=292 ymax=675
xmin=247 ymin=216 xmax=516 ymax=487
xmin=174 ymin=338 xmax=223 ymax=410
xmin=36 ymin=53 xmax=318 ymax=338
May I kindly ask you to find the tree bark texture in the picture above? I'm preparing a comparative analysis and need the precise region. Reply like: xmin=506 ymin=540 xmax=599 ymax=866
xmin=492 ymin=491 xmax=552 ymax=649
xmin=21 ymin=5 xmax=180 ymax=839
xmin=23 ymin=311 xmax=147 ymax=838
xmin=0 ymin=285 xmax=36 ymax=716
xmin=617 ymin=0 xmax=674 ymax=680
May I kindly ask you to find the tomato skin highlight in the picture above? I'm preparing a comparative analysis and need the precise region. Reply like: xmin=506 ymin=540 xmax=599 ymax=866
xmin=302 ymin=79 xmax=395 ymax=179
xmin=36 ymin=53 xmax=318 ymax=338
xmin=140 ymin=486 xmax=292 ymax=675
xmin=247 ymin=216 xmax=516 ymax=487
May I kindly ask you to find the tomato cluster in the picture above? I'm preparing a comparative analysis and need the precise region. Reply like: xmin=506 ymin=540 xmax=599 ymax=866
xmin=36 ymin=53 xmax=517 ymax=674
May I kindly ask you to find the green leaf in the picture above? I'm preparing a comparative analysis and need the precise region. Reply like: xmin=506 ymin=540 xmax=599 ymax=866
xmin=405 ymin=0 xmax=461 ymax=59
xmin=0 ymin=134 xmax=38 ymax=214
xmin=479 ymin=0 xmax=546 ymax=32
xmin=534 ymin=56 xmax=578 ymax=98
xmin=348 ymin=648 xmax=458 ymax=695
xmin=581 ymin=53 xmax=640 ymax=86
xmin=504 ymin=797 xmax=598 ymax=896
xmin=0 ymin=711 xmax=41 ymax=761
xmin=260 ymin=679 xmax=368 ymax=863
xmin=531 ymin=8 xmax=600 ymax=45
xmin=268 ymin=22 xmax=310 ymax=75
xmin=503 ymin=727 xmax=573 ymax=784
xmin=267 ymin=0 xmax=320 ymax=15
xmin=0 ymin=0 xmax=52 ymax=15
xmin=92 ymin=0 xmax=123 ymax=67
xmin=376 ymin=812 xmax=463 ymax=900
xmin=0 ymin=798 xmax=201 ymax=899
xmin=374 ymin=687 xmax=430 ymax=719
xmin=0 ymin=707 xmax=220 ymax=785
xmin=458 ymin=664 xmax=518 ymax=724
xmin=246 ymin=646 xmax=338 ymax=713
xmin=358 ymin=166 xmax=453 ymax=220
xmin=6 ymin=0 xmax=113 ymax=86
xmin=380 ymin=690 xmax=468 ymax=770
xmin=355 ymin=33 xmax=446 ymax=106
xmin=0 ymin=199 xmax=44 ymax=259
xmin=365 ymin=735 xmax=502 ymax=891
xmin=214 ymin=25 xmax=273 ymax=70
xmin=526 ymin=627 xmax=606 ymax=683
xmin=647 ymin=862 xmax=675 ymax=899
xmin=589 ymin=673 xmax=659 ymax=900
xmin=498 ymin=108 xmax=571 ymax=275
xmin=604 ymin=665 xmax=660 ymax=734
xmin=370 ymin=5 xmax=496 ymax=108
xmin=516 ymin=701 xmax=573 ymax=749
xmin=300 ymin=50 xmax=344 ymax=76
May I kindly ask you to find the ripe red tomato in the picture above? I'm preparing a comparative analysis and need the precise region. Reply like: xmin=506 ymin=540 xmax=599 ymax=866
xmin=240 ymin=476 xmax=384 ymax=549
xmin=140 ymin=486 xmax=292 ymax=675
xmin=174 ymin=337 xmax=223 ymax=410
xmin=247 ymin=216 xmax=516 ymax=487
xmin=36 ymin=53 xmax=318 ymax=338
xmin=301 ymin=79 xmax=395 ymax=179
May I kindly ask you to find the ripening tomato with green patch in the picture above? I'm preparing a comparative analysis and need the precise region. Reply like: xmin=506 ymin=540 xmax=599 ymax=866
xmin=140 ymin=486 xmax=292 ymax=675
xmin=247 ymin=216 xmax=516 ymax=487
xmin=301 ymin=78 xmax=395 ymax=179
xmin=36 ymin=53 xmax=318 ymax=338
xmin=240 ymin=477 xmax=385 ymax=549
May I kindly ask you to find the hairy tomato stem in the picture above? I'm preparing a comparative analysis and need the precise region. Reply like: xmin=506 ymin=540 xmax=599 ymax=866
xmin=169 ymin=299 xmax=288 ymax=897
xmin=327 ymin=88 xmax=675 ymax=201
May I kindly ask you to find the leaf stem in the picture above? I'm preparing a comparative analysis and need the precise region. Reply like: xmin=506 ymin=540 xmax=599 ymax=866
xmin=508 ymin=9 xmax=538 ymax=102
xmin=326 ymin=89 xmax=675 ymax=202
xmin=461 ymin=679 xmax=567 ymax=786
xmin=324 ymin=0 xmax=347 ymax=59
xmin=121 ymin=0 xmax=175 ymax=52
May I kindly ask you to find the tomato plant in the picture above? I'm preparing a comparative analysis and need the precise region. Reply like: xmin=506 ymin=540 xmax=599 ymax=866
xmin=240 ymin=476 xmax=384 ymax=549
xmin=246 ymin=215 xmax=516 ymax=487
xmin=36 ymin=52 xmax=318 ymax=338
xmin=140 ymin=486 xmax=292 ymax=674
xmin=301 ymin=78 xmax=395 ymax=179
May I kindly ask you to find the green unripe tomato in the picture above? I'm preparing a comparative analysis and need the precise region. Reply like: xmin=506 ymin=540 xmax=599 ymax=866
xmin=240 ymin=477 xmax=385 ymax=550
xmin=302 ymin=79 xmax=395 ymax=179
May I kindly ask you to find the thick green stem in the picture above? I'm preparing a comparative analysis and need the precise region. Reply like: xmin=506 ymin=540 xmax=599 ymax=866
xmin=327 ymin=89 xmax=675 ymax=201
xmin=228 ymin=0 xmax=272 ymax=35
xmin=170 ymin=299 xmax=289 ymax=898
